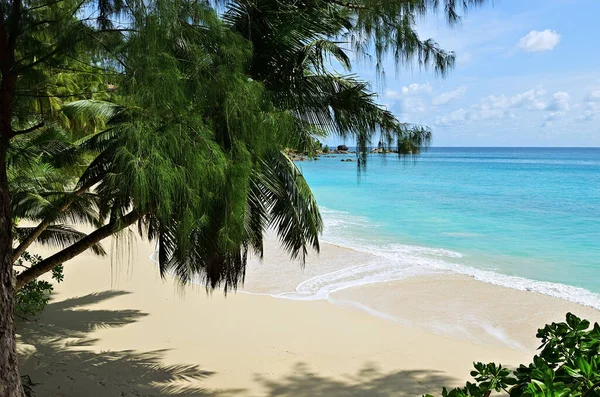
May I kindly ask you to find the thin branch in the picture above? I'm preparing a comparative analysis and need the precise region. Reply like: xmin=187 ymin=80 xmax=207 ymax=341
xmin=97 ymin=28 xmax=139 ymax=33
xmin=16 ymin=210 xmax=141 ymax=289
xmin=15 ymin=91 xmax=98 ymax=98
xmin=12 ymin=121 xmax=44 ymax=136
xmin=328 ymin=0 xmax=368 ymax=9
xmin=24 ymin=0 xmax=67 ymax=12
xmin=583 ymin=381 xmax=600 ymax=397
xmin=17 ymin=47 xmax=60 ymax=71
xmin=12 ymin=182 xmax=95 ymax=261
xmin=29 ymin=19 xmax=56 ymax=29
xmin=87 ymin=32 xmax=129 ymax=70
xmin=69 ymin=0 xmax=87 ymax=18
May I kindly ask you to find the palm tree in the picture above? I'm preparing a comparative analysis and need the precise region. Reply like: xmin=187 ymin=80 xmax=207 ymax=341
xmin=0 ymin=0 xmax=489 ymax=394
xmin=225 ymin=0 xmax=440 ymax=169
xmin=14 ymin=2 xmax=324 ymax=292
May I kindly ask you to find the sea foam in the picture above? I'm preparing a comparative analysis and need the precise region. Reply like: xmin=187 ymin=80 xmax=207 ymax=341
xmin=271 ymin=207 xmax=600 ymax=311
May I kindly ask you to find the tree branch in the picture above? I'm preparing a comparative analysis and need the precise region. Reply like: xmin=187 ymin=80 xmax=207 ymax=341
xmin=15 ymin=90 xmax=97 ymax=98
xmin=12 ymin=183 xmax=91 ymax=261
xmin=97 ymin=28 xmax=139 ymax=33
xmin=24 ymin=0 xmax=67 ymax=12
xmin=12 ymin=121 xmax=44 ymax=136
xmin=583 ymin=381 xmax=600 ymax=397
xmin=16 ymin=47 xmax=60 ymax=71
xmin=15 ymin=210 xmax=141 ymax=289
xmin=327 ymin=0 xmax=368 ymax=10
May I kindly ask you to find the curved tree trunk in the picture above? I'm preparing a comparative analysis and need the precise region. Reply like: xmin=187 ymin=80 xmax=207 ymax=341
xmin=0 ymin=139 xmax=23 ymax=397
xmin=0 ymin=1 xmax=26 ymax=393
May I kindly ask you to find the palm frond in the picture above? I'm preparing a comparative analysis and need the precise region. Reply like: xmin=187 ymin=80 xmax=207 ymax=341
xmin=15 ymin=225 xmax=106 ymax=256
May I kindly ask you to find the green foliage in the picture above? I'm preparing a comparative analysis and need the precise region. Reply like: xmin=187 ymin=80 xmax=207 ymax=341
xmin=323 ymin=145 xmax=330 ymax=154
xmin=425 ymin=313 xmax=600 ymax=397
xmin=14 ymin=252 xmax=64 ymax=317
xmin=7 ymin=0 xmax=494 ymax=294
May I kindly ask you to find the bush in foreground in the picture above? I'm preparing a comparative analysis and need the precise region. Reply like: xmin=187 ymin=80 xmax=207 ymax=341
xmin=426 ymin=313 xmax=600 ymax=397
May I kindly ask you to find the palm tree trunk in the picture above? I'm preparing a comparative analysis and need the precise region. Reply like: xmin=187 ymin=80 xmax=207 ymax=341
xmin=0 ymin=138 xmax=23 ymax=397
xmin=16 ymin=210 xmax=141 ymax=289
xmin=0 ymin=2 xmax=27 ymax=393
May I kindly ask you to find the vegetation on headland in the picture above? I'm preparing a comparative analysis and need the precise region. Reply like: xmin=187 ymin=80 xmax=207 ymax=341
xmin=428 ymin=313 xmax=600 ymax=397
xmin=0 ymin=0 xmax=491 ymax=394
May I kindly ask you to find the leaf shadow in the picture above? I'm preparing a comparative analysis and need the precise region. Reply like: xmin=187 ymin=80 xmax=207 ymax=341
xmin=255 ymin=361 xmax=458 ymax=397
xmin=17 ymin=290 xmax=240 ymax=396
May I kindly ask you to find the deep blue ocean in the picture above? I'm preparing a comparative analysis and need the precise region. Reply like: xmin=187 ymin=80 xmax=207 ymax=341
xmin=296 ymin=147 xmax=600 ymax=308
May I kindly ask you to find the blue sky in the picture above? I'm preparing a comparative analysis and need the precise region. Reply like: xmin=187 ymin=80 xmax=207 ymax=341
xmin=327 ymin=0 xmax=600 ymax=147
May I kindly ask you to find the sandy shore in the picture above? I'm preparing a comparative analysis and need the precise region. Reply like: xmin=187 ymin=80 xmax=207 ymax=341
xmin=16 ymin=235 xmax=598 ymax=396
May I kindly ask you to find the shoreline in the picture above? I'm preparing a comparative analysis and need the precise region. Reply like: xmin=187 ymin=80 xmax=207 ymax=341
xmin=17 ymin=236 xmax=534 ymax=396
xmin=241 ymin=236 xmax=600 ymax=352
xmin=17 ymin=234 xmax=600 ymax=395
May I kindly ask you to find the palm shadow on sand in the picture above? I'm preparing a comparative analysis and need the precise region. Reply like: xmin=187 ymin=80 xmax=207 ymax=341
xmin=17 ymin=290 xmax=458 ymax=396
xmin=255 ymin=362 xmax=456 ymax=397
xmin=17 ymin=290 xmax=239 ymax=396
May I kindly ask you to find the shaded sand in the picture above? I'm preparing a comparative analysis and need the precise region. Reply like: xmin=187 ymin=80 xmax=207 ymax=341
xmin=17 ymin=237 xmax=534 ymax=397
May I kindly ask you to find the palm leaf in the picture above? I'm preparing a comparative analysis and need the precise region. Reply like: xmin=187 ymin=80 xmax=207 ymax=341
xmin=15 ymin=225 xmax=106 ymax=256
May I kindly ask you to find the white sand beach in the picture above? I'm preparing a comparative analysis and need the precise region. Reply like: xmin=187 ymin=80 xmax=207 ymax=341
xmin=16 ymin=235 xmax=600 ymax=396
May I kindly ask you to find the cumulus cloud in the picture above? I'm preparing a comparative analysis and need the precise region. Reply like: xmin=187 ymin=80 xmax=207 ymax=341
xmin=431 ymin=86 xmax=467 ymax=106
xmin=400 ymin=97 xmax=427 ymax=113
xmin=545 ymin=91 xmax=570 ymax=112
xmin=478 ymin=89 xmax=547 ymax=111
xmin=541 ymin=92 xmax=570 ymax=127
xmin=435 ymin=108 xmax=469 ymax=126
xmin=435 ymin=88 xmax=572 ymax=127
xmin=518 ymin=29 xmax=561 ymax=52
xmin=586 ymin=90 xmax=600 ymax=103
xmin=402 ymin=83 xmax=432 ymax=95
xmin=579 ymin=90 xmax=600 ymax=121
xmin=385 ymin=83 xmax=432 ymax=100
xmin=435 ymin=106 xmax=513 ymax=127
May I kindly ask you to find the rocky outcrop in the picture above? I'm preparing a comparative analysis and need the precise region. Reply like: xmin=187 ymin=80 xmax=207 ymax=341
xmin=370 ymin=148 xmax=397 ymax=154
xmin=337 ymin=144 xmax=349 ymax=151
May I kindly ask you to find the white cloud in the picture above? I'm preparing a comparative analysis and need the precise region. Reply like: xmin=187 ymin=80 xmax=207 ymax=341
xmin=545 ymin=91 xmax=570 ymax=112
xmin=579 ymin=90 xmax=600 ymax=121
xmin=540 ymin=92 xmax=570 ymax=126
xmin=478 ymin=89 xmax=547 ymax=111
xmin=385 ymin=83 xmax=432 ymax=100
xmin=435 ymin=108 xmax=469 ymax=126
xmin=402 ymin=83 xmax=432 ymax=95
xmin=586 ymin=90 xmax=600 ymax=103
xmin=435 ymin=106 xmax=513 ymax=127
xmin=400 ymin=97 xmax=427 ymax=113
xmin=431 ymin=86 xmax=467 ymax=106
xmin=518 ymin=29 xmax=561 ymax=52
xmin=435 ymin=88 xmax=572 ymax=128
xmin=541 ymin=111 xmax=565 ymax=127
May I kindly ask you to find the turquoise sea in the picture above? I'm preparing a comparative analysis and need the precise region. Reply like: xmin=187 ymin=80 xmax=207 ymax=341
xmin=294 ymin=147 xmax=600 ymax=308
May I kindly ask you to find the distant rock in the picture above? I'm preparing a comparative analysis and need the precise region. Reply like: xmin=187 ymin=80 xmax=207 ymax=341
xmin=337 ymin=144 xmax=349 ymax=151
xmin=289 ymin=154 xmax=306 ymax=161
xmin=370 ymin=148 xmax=394 ymax=154
xmin=341 ymin=158 xmax=354 ymax=162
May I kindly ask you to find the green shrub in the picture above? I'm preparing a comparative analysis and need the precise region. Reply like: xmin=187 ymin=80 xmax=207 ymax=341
xmin=323 ymin=145 xmax=330 ymax=153
xmin=426 ymin=313 xmax=600 ymax=397
xmin=14 ymin=252 xmax=64 ymax=317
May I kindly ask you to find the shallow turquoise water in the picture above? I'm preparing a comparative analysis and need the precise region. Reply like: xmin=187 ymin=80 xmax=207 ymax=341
xmin=296 ymin=147 xmax=600 ymax=305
